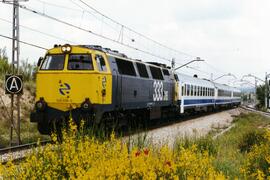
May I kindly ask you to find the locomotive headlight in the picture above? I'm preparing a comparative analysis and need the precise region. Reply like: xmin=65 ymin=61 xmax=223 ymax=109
xmin=35 ymin=98 xmax=47 ymax=111
xmin=61 ymin=44 xmax=72 ymax=53
xmin=36 ymin=102 xmax=43 ymax=109
xmin=81 ymin=98 xmax=92 ymax=111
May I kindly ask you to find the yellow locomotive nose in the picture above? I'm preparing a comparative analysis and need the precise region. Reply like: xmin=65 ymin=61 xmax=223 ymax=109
xmin=35 ymin=45 xmax=112 ymax=112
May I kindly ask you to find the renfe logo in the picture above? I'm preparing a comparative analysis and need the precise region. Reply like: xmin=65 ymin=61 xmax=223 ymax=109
xmin=59 ymin=81 xmax=71 ymax=96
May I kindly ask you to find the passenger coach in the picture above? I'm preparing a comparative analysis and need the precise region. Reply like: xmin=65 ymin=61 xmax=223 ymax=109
xmin=176 ymin=73 xmax=215 ymax=114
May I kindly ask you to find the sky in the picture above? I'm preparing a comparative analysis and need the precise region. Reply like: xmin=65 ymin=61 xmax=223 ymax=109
xmin=0 ymin=0 xmax=269 ymax=87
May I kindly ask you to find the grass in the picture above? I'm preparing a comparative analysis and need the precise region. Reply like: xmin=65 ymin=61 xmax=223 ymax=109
xmin=213 ymin=113 xmax=270 ymax=178
xmin=173 ymin=112 xmax=270 ymax=178
xmin=0 ymin=79 xmax=49 ymax=147
xmin=0 ymin=112 xmax=270 ymax=178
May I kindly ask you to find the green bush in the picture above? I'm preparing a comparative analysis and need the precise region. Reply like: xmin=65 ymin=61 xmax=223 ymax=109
xmin=238 ymin=129 xmax=267 ymax=153
xmin=0 ymin=47 xmax=37 ymax=82
xmin=241 ymin=130 xmax=270 ymax=178
xmin=175 ymin=136 xmax=217 ymax=156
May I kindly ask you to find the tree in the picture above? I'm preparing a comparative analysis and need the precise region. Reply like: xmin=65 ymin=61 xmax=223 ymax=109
xmin=0 ymin=47 xmax=12 ymax=78
xmin=256 ymin=85 xmax=265 ymax=108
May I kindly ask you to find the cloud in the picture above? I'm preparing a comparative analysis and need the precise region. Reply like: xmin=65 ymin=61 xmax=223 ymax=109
xmin=0 ymin=0 xmax=269 ymax=83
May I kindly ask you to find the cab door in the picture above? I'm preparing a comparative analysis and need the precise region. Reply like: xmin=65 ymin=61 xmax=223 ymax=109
xmin=94 ymin=52 xmax=112 ymax=105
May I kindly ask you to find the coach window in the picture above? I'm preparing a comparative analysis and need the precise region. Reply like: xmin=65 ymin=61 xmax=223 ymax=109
xmin=136 ymin=63 xmax=149 ymax=78
xmin=68 ymin=54 xmax=94 ymax=70
xmin=190 ymin=85 xmax=193 ymax=96
xmin=150 ymin=66 xmax=164 ymax=80
xmin=182 ymin=85 xmax=184 ymax=96
xmin=115 ymin=58 xmax=136 ymax=76
xmin=95 ymin=55 xmax=107 ymax=72
xmin=187 ymin=84 xmax=190 ymax=96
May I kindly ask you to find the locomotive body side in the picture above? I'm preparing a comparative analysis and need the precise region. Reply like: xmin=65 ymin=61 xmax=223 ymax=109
xmin=31 ymin=45 xmax=177 ymax=134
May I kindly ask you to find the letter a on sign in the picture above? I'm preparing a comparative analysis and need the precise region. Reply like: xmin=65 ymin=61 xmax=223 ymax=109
xmin=10 ymin=78 xmax=19 ymax=91
xmin=5 ymin=75 xmax=23 ymax=94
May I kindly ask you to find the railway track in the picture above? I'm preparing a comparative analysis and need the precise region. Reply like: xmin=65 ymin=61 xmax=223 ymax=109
xmin=240 ymin=105 xmax=270 ymax=117
xmin=0 ymin=107 xmax=245 ymax=164
xmin=0 ymin=140 xmax=51 ymax=164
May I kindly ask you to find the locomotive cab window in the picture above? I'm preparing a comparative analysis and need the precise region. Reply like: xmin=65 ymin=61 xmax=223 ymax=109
xmin=40 ymin=54 xmax=65 ymax=70
xmin=68 ymin=54 xmax=93 ymax=70
xmin=95 ymin=55 xmax=107 ymax=72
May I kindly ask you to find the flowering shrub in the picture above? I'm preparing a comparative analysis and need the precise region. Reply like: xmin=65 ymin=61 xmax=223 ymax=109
xmin=241 ymin=129 xmax=270 ymax=179
xmin=0 ymin=120 xmax=224 ymax=179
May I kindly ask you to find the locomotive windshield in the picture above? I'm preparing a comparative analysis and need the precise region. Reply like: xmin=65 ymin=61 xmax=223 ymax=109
xmin=68 ymin=54 xmax=94 ymax=70
xmin=40 ymin=54 xmax=65 ymax=70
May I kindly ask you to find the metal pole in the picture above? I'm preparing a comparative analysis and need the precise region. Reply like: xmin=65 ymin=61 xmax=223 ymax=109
xmin=254 ymin=79 xmax=257 ymax=106
xmin=174 ymin=57 xmax=204 ymax=71
xmin=265 ymin=72 xmax=268 ymax=109
xmin=11 ymin=0 xmax=21 ymax=145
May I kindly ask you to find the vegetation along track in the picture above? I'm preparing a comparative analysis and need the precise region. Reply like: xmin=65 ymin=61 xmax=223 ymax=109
xmin=240 ymin=105 xmax=270 ymax=118
xmin=0 ymin=140 xmax=51 ymax=164
xmin=0 ymin=107 xmax=240 ymax=163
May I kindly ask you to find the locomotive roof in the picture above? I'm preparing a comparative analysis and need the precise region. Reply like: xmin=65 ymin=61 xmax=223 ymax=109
xmin=79 ymin=45 xmax=172 ymax=70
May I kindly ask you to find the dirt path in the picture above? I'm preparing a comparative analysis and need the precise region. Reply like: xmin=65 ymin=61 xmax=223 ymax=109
xmin=129 ymin=108 xmax=244 ymax=147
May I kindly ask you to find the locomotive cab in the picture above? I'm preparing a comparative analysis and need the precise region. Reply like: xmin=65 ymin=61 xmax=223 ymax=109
xmin=30 ymin=44 xmax=112 ymax=134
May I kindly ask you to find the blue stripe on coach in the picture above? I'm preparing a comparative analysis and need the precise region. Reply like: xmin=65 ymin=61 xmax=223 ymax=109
xmin=184 ymin=99 xmax=215 ymax=105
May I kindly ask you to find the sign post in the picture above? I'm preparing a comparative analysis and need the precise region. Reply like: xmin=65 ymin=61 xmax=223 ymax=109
xmin=5 ymin=75 xmax=23 ymax=145
xmin=5 ymin=75 xmax=23 ymax=94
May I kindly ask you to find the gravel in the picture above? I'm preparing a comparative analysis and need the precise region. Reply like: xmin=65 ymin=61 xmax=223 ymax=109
xmin=129 ymin=108 xmax=244 ymax=148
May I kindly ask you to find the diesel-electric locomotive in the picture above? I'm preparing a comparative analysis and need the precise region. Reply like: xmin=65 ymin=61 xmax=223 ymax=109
xmin=31 ymin=44 xmax=241 ymax=135
xmin=30 ymin=44 xmax=176 ymax=134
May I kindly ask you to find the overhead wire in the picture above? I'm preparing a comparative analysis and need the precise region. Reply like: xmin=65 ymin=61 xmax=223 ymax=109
xmin=18 ymin=1 xmax=207 ymax=73
xmin=33 ymin=0 xmax=82 ymax=12
xmin=76 ymin=0 xmax=196 ymax=58
xmin=0 ymin=34 xmax=48 ymax=50
xmin=1 ymin=1 xmax=228 ymax=78
xmin=32 ymin=0 xmax=195 ymax=63
xmin=203 ymin=61 xmax=226 ymax=75
xmin=0 ymin=17 xmax=79 ymax=44
xmin=13 ymin=3 xmax=175 ymax=63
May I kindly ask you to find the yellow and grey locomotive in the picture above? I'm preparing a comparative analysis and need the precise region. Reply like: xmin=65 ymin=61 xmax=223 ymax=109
xmin=30 ymin=44 xmax=177 ymax=134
